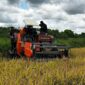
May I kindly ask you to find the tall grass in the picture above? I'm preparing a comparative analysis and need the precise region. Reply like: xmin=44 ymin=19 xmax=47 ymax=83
xmin=0 ymin=48 xmax=85 ymax=85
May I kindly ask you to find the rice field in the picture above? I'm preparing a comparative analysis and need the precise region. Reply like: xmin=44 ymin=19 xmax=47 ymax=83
xmin=0 ymin=48 xmax=85 ymax=85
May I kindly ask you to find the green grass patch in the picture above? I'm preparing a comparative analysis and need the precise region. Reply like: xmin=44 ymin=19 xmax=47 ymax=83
xmin=55 ymin=38 xmax=85 ymax=47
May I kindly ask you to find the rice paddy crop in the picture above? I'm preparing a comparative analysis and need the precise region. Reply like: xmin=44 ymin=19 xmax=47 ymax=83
xmin=0 ymin=48 xmax=85 ymax=85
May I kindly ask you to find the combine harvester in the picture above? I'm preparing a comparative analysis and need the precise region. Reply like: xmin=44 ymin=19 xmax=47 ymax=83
xmin=9 ymin=24 xmax=70 ymax=59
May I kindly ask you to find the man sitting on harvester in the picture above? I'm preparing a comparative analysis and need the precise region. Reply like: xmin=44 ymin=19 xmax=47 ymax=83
xmin=39 ymin=21 xmax=48 ymax=34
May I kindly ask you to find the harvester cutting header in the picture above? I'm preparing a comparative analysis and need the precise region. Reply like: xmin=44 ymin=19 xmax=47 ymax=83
xmin=9 ymin=21 xmax=69 ymax=59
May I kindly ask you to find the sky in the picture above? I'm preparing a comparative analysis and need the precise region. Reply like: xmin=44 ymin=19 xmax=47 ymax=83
xmin=0 ymin=0 xmax=85 ymax=33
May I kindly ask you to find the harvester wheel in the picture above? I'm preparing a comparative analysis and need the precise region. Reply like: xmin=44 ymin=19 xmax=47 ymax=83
xmin=64 ymin=49 xmax=69 ymax=57
xmin=57 ymin=54 xmax=62 ymax=58
xmin=8 ymin=49 xmax=17 ymax=58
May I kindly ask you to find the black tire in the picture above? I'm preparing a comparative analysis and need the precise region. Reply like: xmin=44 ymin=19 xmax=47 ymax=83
xmin=64 ymin=49 xmax=69 ymax=57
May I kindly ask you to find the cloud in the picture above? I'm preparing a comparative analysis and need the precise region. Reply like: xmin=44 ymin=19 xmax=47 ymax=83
xmin=7 ymin=0 xmax=21 ymax=4
xmin=0 ymin=0 xmax=85 ymax=33
xmin=27 ymin=0 xmax=47 ymax=4
xmin=0 ymin=12 xmax=17 ymax=23
xmin=0 ymin=5 xmax=21 ymax=13
xmin=8 ymin=0 xmax=48 ymax=7
xmin=63 ymin=0 xmax=85 ymax=15
xmin=0 ymin=0 xmax=29 ymax=26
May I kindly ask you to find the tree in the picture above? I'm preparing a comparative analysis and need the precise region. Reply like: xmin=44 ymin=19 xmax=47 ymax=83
xmin=79 ymin=33 xmax=85 ymax=38
xmin=63 ymin=29 xmax=74 ymax=38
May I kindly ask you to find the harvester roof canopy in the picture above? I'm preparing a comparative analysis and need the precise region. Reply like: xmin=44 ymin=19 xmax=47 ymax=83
xmin=24 ymin=19 xmax=38 ymax=25
xmin=23 ymin=19 xmax=41 ymax=29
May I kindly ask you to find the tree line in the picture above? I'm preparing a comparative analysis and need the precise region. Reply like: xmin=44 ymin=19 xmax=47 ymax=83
xmin=48 ymin=29 xmax=85 ymax=39
xmin=0 ymin=27 xmax=85 ymax=38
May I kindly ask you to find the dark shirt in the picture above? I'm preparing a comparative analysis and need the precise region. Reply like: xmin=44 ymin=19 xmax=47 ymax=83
xmin=39 ymin=23 xmax=47 ymax=33
xmin=10 ymin=31 xmax=17 ymax=42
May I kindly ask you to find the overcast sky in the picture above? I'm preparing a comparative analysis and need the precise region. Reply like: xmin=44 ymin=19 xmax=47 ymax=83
xmin=0 ymin=0 xmax=85 ymax=33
